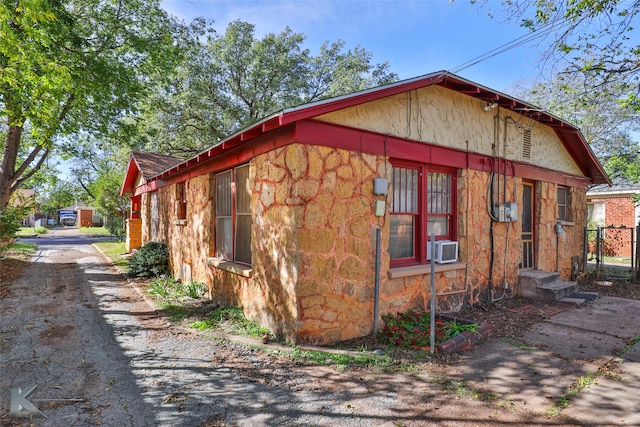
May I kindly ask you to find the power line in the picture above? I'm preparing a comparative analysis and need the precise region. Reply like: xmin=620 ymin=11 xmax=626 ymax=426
xmin=450 ymin=17 xmax=572 ymax=74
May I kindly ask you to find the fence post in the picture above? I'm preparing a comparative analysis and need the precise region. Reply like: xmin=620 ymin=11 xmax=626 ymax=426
xmin=636 ymin=223 xmax=640 ymax=282
xmin=596 ymin=227 xmax=601 ymax=278
xmin=583 ymin=227 xmax=588 ymax=276
xmin=630 ymin=226 xmax=635 ymax=281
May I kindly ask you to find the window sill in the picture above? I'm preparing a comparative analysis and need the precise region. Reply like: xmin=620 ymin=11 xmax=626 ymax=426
xmin=557 ymin=220 xmax=575 ymax=226
xmin=207 ymin=258 xmax=252 ymax=277
xmin=174 ymin=219 xmax=188 ymax=226
xmin=388 ymin=262 xmax=466 ymax=279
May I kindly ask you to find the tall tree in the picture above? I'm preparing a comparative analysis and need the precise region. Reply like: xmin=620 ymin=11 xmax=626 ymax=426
xmin=469 ymin=0 xmax=639 ymax=110
xmin=37 ymin=179 xmax=81 ymax=217
xmin=509 ymin=74 xmax=638 ymax=157
xmin=137 ymin=20 xmax=398 ymax=156
xmin=511 ymin=75 xmax=639 ymax=207
xmin=0 ymin=0 xmax=183 ymax=210
xmin=63 ymin=134 xmax=131 ymax=217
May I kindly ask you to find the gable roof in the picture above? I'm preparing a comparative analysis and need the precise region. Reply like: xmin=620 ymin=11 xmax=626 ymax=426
xmin=134 ymin=70 xmax=611 ymax=187
xmin=588 ymin=175 xmax=640 ymax=196
xmin=120 ymin=151 xmax=183 ymax=196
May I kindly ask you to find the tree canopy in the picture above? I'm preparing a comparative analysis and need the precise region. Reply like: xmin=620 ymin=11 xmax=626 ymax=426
xmin=0 ymin=0 xmax=183 ymax=210
xmin=470 ymin=0 xmax=639 ymax=111
xmin=135 ymin=20 xmax=399 ymax=156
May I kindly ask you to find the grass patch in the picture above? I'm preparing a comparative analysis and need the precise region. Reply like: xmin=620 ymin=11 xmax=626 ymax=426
xmin=80 ymin=226 xmax=113 ymax=237
xmin=190 ymin=306 xmax=269 ymax=339
xmin=159 ymin=303 xmax=191 ymax=322
xmin=437 ymin=378 xmax=497 ymax=401
xmin=547 ymin=371 xmax=598 ymax=417
xmin=16 ymin=227 xmax=47 ymax=236
xmin=501 ymin=338 xmax=538 ymax=351
xmin=94 ymin=241 xmax=129 ymax=271
xmin=288 ymin=347 xmax=394 ymax=370
xmin=1 ymin=242 xmax=37 ymax=259
xmin=146 ymin=276 xmax=207 ymax=301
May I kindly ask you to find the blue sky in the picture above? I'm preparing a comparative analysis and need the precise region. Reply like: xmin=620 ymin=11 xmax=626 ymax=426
xmin=161 ymin=0 xmax=549 ymax=92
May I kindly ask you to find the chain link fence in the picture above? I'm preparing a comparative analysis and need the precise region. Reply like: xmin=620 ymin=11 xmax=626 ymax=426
xmin=584 ymin=225 xmax=638 ymax=281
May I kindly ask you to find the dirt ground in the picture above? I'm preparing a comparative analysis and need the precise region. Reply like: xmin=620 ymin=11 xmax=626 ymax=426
xmin=2 ymin=240 xmax=639 ymax=426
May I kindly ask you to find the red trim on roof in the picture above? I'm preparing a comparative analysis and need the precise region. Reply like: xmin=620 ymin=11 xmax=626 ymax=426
xmin=129 ymin=71 xmax=609 ymax=189
xmin=294 ymin=120 xmax=591 ymax=188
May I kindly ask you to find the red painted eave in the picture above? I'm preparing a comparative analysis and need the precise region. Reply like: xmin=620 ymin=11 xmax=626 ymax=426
xmin=138 ymin=70 xmax=610 ymax=186
xmin=120 ymin=154 xmax=140 ymax=197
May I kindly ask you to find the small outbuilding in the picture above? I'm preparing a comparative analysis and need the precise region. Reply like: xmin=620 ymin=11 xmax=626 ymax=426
xmin=121 ymin=71 xmax=609 ymax=344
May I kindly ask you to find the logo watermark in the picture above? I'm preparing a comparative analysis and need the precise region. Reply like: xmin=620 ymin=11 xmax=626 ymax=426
xmin=10 ymin=384 xmax=46 ymax=419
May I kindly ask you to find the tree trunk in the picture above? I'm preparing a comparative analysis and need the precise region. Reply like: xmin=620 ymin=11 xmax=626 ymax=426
xmin=0 ymin=122 xmax=23 ymax=211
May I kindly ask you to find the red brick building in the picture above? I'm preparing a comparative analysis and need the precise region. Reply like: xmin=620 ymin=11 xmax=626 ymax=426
xmin=587 ymin=177 xmax=640 ymax=257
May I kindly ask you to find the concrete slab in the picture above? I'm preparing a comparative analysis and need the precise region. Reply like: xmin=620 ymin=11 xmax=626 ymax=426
xmin=544 ymin=296 xmax=640 ymax=339
xmin=523 ymin=322 xmax=628 ymax=360
xmin=446 ymin=339 xmax=592 ymax=413
xmin=446 ymin=297 xmax=640 ymax=422
xmin=624 ymin=341 xmax=640 ymax=363
xmin=562 ymin=344 xmax=640 ymax=425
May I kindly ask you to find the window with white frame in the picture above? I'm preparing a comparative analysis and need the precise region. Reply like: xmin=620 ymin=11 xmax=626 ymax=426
xmin=389 ymin=161 xmax=456 ymax=266
xmin=215 ymin=164 xmax=252 ymax=265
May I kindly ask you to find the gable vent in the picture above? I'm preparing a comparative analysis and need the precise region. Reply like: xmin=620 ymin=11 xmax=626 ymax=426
xmin=522 ymin=129 xmax=532 ymax=160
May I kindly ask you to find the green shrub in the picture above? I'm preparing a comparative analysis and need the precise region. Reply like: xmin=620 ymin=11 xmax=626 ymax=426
xmin=128 ymin=241 xmax=169 ymax=277
xmin=106 ymin=217 xmax=125 ymax=240
xmin=186 ymin=282 xmax=207 ymax=299
xmin=376 ymin=310 xmax=478 ymax=347
xmin=0 ymin=206 xmax=31 ymax=255
xmin=147 ymin=275 xmax=182 ymax=299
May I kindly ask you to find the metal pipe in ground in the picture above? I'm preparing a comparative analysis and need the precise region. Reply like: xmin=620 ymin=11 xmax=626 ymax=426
xmin=373 ymin=227 xmax=381 ymax=334
xmin=430 ymin=233 xmax=436 ymax=354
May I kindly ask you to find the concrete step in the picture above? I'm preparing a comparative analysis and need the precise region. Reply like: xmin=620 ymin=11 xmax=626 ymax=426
xmin=559 ymin=292 xmax=599 ymax=306
xmin=536 ymin=280 xmax=577 ymax=302
xmin=519 ymin=270 xmax=561 ymax=300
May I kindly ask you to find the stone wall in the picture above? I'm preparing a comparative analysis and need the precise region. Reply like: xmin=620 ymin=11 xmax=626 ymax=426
xmin=130 ymin=140 xmax=588 ymax=345
xmin=535 ymin=182 xmax=586 ymax=277
xmin=252 ymin=144 xmax=387 ymax=343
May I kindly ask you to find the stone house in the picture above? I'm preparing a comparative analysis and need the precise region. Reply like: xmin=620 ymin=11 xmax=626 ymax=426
xmin=121 ymin=71 xmax=609 ymax=345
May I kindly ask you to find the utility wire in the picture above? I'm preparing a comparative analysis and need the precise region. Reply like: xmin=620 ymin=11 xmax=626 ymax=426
xmin=450 ymin=17 xmax=573 ymax=74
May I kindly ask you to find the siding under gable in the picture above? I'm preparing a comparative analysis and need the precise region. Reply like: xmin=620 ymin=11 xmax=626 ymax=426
xmin=314 ymin=85 xmax=583 ymax=177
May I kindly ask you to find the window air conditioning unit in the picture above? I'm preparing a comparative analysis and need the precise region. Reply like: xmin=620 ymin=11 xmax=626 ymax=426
xmin=427 ymin=240 xmax=458 ymax=264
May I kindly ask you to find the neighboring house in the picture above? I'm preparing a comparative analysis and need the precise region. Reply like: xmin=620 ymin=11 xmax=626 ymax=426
xmin=587 ymin=176 xmax=640 ymax=257
xmin=58 ymin=204 xmax=104 ymax=227
xmin=119 ymin=151 xmax=184 ymax=251
xmin=9 ymin=189 xmax=38 ymax=226
xmin=121 ymin=71 xmax=609 ymax=345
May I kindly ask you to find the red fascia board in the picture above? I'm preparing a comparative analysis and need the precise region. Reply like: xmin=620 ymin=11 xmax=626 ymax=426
xmin=515 ymin=164 xmax=590 ymax=188
xmin=262 ymin=116 xmax=282 ymax=132
xmin=296 ymin=119 xmax=591 ymax=187
xmin=239 ymin=126 xmax=264 ymax=141
xmin=140 ymin=125 xmax=297 ymax=193
xmin=281 ymin=75 xmax=445 ymax=126
xmin=554 ymin=129 xmax=609 ymax=185
xmin=120 ymin=157 xmax=140 ymax=196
